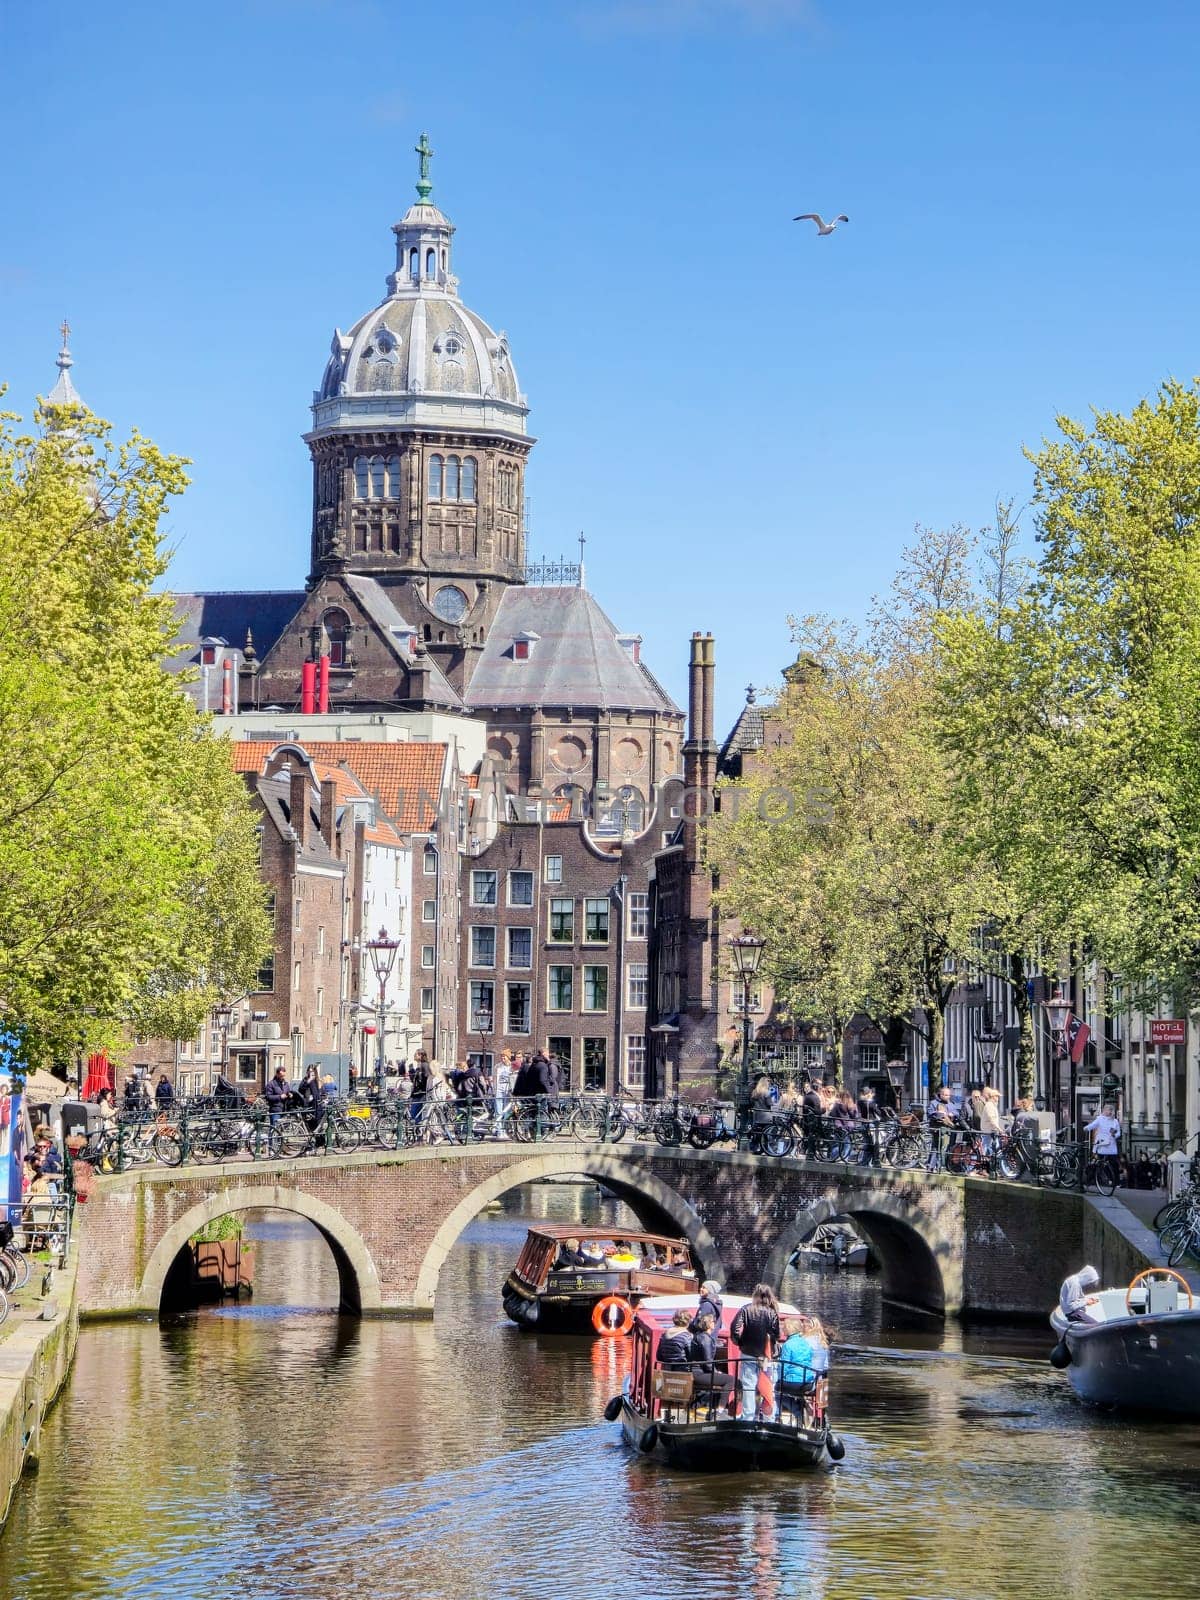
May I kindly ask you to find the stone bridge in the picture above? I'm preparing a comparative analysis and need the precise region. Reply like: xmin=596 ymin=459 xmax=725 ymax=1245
xmin=73 ymin=1143 xmax=1088 ymax=1322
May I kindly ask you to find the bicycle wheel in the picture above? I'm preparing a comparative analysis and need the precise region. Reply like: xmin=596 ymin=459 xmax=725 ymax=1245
xmin=1054 ymin=1150 xmax=1081 ymax=1188
xmin=2 ymin=1246 xmax=29 ymax=1290
xmin=604 ymin=1107 xmax=629 ymax=1143
xmin=1093 ymin=1158 xmax=1118 ymax=1198
xmin=570 ymin=1103 xmax=601 ymax=1140
xmin=761 ymin=1118 xmax=794 ymax=1159
xmin=0 ymin=1286 xmax=8 ymax=1326
xmin=152 ymin=1132 xmax=183 ymax=1167
xmin=1154 ymin=1196 xmax=1187 ymax=1231
xmin=1167 ymin=1225 xmax=1196 ymax=1270
xmin=277 ymin=1116 xmax=311 ymax=1158
xmin=331 ymin=1117 xmax=363 ymax=1153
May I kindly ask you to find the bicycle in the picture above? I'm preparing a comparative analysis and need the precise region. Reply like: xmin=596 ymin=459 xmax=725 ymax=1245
xmin=1158 ymin=1192 xmax=1200 ymax=1267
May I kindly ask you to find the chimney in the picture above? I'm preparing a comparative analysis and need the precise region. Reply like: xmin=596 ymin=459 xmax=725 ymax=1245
xmin=320 ymin=777 xmax=337 ymax=851
xmin=687 ymin=631 xmax=704 ymax=746
xmin=289 ymin=767 xmax=309 ymax=848
xmin=700 ymin=632 xmax=715 ymax=745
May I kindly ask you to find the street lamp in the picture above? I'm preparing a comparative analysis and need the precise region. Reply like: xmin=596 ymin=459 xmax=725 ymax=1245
xmin=213 ymin=1002 xmax=234 ymax=1088
xmin=729 ymin=934 xmax=766 ymax=1105
xmin=1043 ymin=985 xmax=1073 ymax=1134
xmin=365 ymin=926 xmax=402 ymax=1094
xmin=976 ymin=1025 xmax=1003 ymax=1086
xmin=476 ymin=1004 xmax=493 ymax=1073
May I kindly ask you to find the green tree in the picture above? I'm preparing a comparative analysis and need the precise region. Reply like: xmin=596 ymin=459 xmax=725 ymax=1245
xmin=938 ymin=379 xmax=1200 ymax=1023
xmin=0 ymin=400 xmax=270 ymax=1066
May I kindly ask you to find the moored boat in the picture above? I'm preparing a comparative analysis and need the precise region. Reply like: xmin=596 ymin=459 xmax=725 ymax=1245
xmin=502 ymin=1226 xmax=695 ymax=1333
xmin=1048 ymin=1267 xmax=1200 ymax=1417
xmin=606 ymin=1293 xmax=845 ymax=1471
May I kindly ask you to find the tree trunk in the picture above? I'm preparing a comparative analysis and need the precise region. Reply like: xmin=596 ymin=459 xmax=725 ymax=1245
xmin=1009 ymin=949 xmax=1036 ymax=1101
xmin=926 ymin=1003 xmax=945 ymax=1097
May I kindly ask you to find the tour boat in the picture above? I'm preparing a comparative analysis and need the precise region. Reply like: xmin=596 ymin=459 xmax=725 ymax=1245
xmin=1048 ymin=1267 xmax=1200 ymax=1417
xmin=502 ymin=1226 xmax=695 ymax=1334
xmin=605 ymin=1294 xmax=845 ymax=1472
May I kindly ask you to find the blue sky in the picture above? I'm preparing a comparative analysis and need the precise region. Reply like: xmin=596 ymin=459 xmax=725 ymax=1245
xmin=4 ymin=1 xmax=1199 ymax=733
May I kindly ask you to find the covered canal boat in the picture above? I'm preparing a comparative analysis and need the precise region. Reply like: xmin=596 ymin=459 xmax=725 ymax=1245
xmin=502 ymin=1226 xmax=695 ymax=1333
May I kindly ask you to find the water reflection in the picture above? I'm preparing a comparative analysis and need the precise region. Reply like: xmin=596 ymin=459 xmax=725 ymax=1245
xmin=2 ymin=1185 xmax=1200 ymax=1600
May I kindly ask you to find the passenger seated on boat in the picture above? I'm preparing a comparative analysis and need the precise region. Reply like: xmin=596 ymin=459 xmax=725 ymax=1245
xmin=1059 ymin=1265 xmax=1102 ymax=1325
xmin=658 ymin=1309 xmax=695 ymax=1370
xmin=778 ymin=1315 xmax=829 ymax=1424
xmin=554 ymin=1238 xmax=590 ymax=1270
xmin=689 ymin=1313 xmax=736 ymax=1413
xmin=689 ymin=1280 xmax=724 ymax=1333
xmin=605 ymin=1239 xmax=639 ymax=1267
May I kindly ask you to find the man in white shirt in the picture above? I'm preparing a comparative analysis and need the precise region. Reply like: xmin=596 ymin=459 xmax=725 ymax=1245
xmin=1084 ymin=1102 xmax=1122 ymax=1190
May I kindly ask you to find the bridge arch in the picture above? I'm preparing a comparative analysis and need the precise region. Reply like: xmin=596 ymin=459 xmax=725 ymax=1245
xmin=140 ymin=1184 xmax=384 ymax=1317
xmin=763 ymin=1192 xmax=959 ymax=1316
xmin=412 ymin=1148 xmax=725 ymax=1311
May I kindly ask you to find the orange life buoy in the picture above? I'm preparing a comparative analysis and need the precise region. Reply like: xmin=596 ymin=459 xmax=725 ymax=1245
xmin=592 ymin=1294 xmax=635 ymax=1336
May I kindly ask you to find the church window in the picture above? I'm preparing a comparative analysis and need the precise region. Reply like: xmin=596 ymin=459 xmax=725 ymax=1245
xmin=462 ymin=456 xmax=477 ymax=502
xmin=322 ymin=608 xmax=350 ymax=667
xmin=445 ymin=455 xmax=461 ymax=500
xmin=409 ymin=247 xmax=419 ymax=278
xmin=429 ymin=454 xmax=443 ymax=499
xmin=386 ymin=455 xmax=402 ymax=497
xmin=353 ymin=524 xmax=367 ymax=553
xmin=354 ymin=458 xmax=368 ymax=500
xmin=441 ymin=248 xmax=447 ymax=270
xmin=369 ymin=457 xmax=385 ymax=499
xmin=388 ymin=523 xmax=401 ymax=553
xmin=426 ymin=248 xmax=436 ymax=276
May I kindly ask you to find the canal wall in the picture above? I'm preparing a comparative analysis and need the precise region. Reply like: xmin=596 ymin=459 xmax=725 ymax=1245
xmin=0 ymin=1251 xmax=79 ymax=1530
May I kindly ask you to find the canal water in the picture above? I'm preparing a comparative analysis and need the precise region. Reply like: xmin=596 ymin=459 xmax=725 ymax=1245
xmin=2 ymin=1185 xmax=1199 ymax=1600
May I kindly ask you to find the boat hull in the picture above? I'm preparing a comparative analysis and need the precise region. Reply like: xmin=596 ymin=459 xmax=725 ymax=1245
xmin=1059 ymin=1311 xmax=1200 ymax=1417
xmin=618 ymin=1398 xmax=828 ymax=1471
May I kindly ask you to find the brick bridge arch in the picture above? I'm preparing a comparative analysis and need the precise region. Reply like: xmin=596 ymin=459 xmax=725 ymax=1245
xmin=411 ymin=1148 xmax=725 ymax=1310
xmin=139 ymin=1183 xmax=384 ymax=1316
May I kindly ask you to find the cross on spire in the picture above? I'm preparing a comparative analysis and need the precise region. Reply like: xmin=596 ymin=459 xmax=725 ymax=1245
xmin=577 ymin=530 xmax=587 ymax=590
xmin=415 ymin=132 xmax=434 ymax=202
xmin=59 ymin=318 xmax=71 ymax=349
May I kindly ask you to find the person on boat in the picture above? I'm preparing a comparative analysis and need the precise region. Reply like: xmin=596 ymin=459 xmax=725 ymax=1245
xmin=778 ymin=1314 xmax=830 ymax=1424
xmin=731 ymin=1284 xmax=781 ymax=1422
xmin=689 ymin=1312 xmax=736 ymax=1412
xmin=658 ymin=1309 xmax=695 ymax=1370
xmin=689 ymin=1279 xmax=724 ymax=1332
xmin=554 ymin=1237 xmax=589 ymax=1270
xmin=1059 ymin=1265 xmax=1102 ymax=1324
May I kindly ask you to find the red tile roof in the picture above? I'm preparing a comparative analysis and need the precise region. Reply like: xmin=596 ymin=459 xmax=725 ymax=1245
xmin=230 ymin=740 xmax=448 ymax=832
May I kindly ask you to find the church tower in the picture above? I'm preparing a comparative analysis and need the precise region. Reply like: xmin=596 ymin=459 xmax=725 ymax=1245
xmin=305 ymin=135 xmax=533 ymax=675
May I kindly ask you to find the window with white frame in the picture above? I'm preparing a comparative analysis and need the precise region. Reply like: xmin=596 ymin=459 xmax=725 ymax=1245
xmin=859 ymin=1041 xmax=882 ymax=1073
xmin=316 ymin=927 xmax=325 ymax=955
xmin=584 ymin=897 xmax=610 ymax=943
xmin=421 ymin=945 xmax=435 ymax=969
xmin=508 ymin=870 xmax=534 ymax=906
xmin=469 ymin=980 xmax=494 ymax=1031
xmin=625 ymin=1035 xmax=646 ymax=1088
xmin=420 ymin=987 xmax=435 ymax=1013
xmin=548 ymin=965 xmax=573 ymax=1011
xmin=627 ymin=892 xmax=649 ymax=940
xmin=506 ymin=982 xmax=532 ymax=1035
xmin=731 ymin=982 xmax=763 ymax=1013
xmin=544 ymin=855 xmax=563 ymax=883
xmin=549 ymin=898 xmax=574 ymax=942
xmin=293 ymin=961 xmax=301 ymax=991
xmin=423 ymin=845 xmax=438 ymax=875
xmin=583 ymin=966 xmax=608 ymax=1012
xmin=626 ymin=962 xmax=649 ymax=1009
xmin=422 ymin=899 xmax=437 ymax=922
xmin=471 ymin=870 xmax=498 ymax=906
xmin=583 ymin=1038 xmax=607 ymax=1090
xmin=470 ymin=926 xmax=496 ymax=968
xmin=507 ymin=927 xmax=533 ymax=969
xmin=316 ymin=988 xmax=324 ymax=1017
xmin=803 ymin=1042 xmax=825 ymax=1069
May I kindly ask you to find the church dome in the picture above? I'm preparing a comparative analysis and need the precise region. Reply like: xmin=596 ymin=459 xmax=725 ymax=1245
xmin=310 ymin=137 xmax=528 ymax=445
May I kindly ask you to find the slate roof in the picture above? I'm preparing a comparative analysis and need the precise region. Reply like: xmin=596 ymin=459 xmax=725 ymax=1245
xmin=229 ymin=740 xmax=448 ymax=832
xmin=255 ymin=772 xmax=343 ymax=868
xmin=167 ymin=591 xmax=305 ymax=671
xmin=342 ymin=574 xmax=463 ymax=709
xmin=719 ymin=690 xmax=767 ymax=775
xmin=464 ymin=587 xmax=681 ymax=714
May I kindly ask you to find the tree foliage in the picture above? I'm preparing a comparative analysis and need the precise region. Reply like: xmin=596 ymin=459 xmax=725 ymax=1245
xmin=0 ymin=400 xmax=270 ymax=1066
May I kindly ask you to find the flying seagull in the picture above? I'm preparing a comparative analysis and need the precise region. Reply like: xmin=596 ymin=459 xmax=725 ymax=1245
xmin=794 ymin=212 xmax=849 ymax=236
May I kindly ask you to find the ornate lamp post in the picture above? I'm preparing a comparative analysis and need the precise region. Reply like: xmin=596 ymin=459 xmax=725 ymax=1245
xmin=728 ymin=934 xmax=766 ymax=1105
xmin=365 ymin=927 xmax=402 ymax=1093
xmin=476 ymin=1003 xmax=493 ymax=1073
xmin=1043 ymin=985 xmax=1073 ymax=1133
xmin=213 ymin=1002 xmax=234 ymax=1088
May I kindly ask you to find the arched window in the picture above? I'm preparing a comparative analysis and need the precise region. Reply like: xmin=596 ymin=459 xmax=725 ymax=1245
xmin=354 ymin=458 xmax=368 ymax=500
xmin=429 ymin=454 xmax=443 ymax=500
xmin=386 ymin=455 xmax=402 ymax=498
xmin=446 ymin=455 xmax=461 ymax=500
xmin=409 ymin=247 xmax=419 ymax=278
xmin=322 ymin=608 xmax=350 ymax=667
xmin=462 ymin=456 xmax=477 ymax=502
xmin=426 ymin=248 xmax=437 ymax=277
xmin=369 ymin=457 xmax=385 ymax=499
xmin=441 ymin=248 xmax=447 ymax=269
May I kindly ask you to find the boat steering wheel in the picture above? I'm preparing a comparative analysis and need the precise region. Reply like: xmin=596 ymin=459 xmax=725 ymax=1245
xmin=1125 ymin=1267 xmax=1195 ymax=1315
